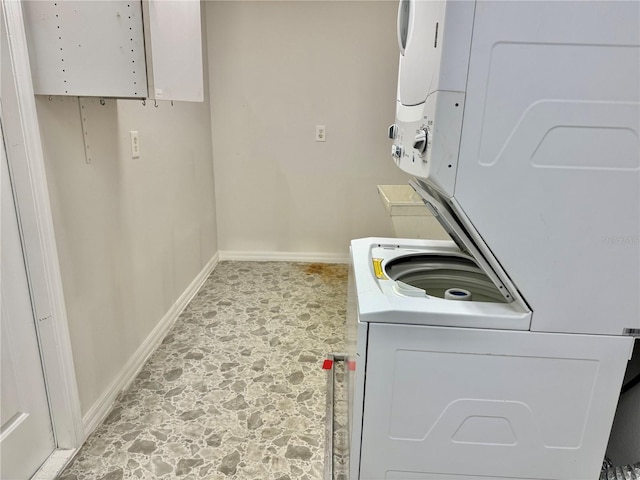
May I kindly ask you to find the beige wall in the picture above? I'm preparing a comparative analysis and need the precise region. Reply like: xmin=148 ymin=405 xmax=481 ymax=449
xmin=206 ymin=1 xmax=411 ymax=259
xmin=36 ymin=86 xmax=216 ymax=414
xmin=35 ymin=0 xmax=411 ymax=419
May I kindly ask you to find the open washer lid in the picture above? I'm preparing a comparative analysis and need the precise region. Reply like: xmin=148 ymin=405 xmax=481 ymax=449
xmin=409 ymin=179 xmax=528 ymax=308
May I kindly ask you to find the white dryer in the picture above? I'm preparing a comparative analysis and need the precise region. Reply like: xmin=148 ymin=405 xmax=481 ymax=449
xmin=347 ymin=1 xmax=640 ymax=479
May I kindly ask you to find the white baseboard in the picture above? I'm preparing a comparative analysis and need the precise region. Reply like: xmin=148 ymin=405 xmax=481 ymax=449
xmin=81 ymin=252 xmax=219 ymax=438
xmin=32 ymin=448 xmax=78 ymax=480
xmin=218 ymin=250 xmax=349 ymax=264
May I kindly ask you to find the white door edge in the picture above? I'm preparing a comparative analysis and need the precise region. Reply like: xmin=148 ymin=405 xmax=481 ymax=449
xmin=2 ymin=0 xmax=84 ymax=455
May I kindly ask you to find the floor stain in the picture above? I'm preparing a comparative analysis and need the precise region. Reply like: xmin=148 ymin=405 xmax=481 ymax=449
xmin=302 ymin=263 xmax=348 ymax=283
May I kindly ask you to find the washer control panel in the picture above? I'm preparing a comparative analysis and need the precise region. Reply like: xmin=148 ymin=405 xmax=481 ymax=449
xmin=390 ymin=91 xmax=465 ymax=196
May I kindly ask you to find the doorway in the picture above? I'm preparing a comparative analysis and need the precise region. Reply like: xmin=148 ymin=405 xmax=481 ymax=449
xmin=1 ymin=2 xmax=83 ymax=478
xmin=1 ymin=124 xmax=56 ymax=478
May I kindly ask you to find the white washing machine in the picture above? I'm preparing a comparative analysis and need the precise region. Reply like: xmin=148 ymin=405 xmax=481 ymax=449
xmin=347 ymin=237 xmax=633 ymax=480
xmin=347 ymin=1 xmax=640 ymax=479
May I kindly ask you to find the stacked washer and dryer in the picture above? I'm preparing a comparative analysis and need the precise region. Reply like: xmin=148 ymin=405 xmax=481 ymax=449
xmin=346 ymin=1 xmax=640 ymax=479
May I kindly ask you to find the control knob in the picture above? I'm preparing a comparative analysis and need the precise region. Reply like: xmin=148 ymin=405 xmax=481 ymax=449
xmin=391 ymin=144 xmax=404 ymax=158
xmin=388 ymin=124 xmax=399 ymax=139
xmin=413 ymin=128 xmax=428 ymax=155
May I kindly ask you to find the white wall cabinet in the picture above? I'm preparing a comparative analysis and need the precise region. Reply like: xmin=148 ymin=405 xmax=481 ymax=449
xmin=22 ymin=0 xmax=203 ymax=102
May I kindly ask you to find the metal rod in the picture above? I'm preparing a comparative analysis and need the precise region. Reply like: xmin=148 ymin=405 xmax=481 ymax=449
xmin=324 ymin=353 xmax=336 ymax=480
xmin=324 ymin=353 xmax=347 ymax=480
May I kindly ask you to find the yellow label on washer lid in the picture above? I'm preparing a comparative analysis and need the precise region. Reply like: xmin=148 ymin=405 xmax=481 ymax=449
xmin=373 ymin=258 xmax=387 ymax=279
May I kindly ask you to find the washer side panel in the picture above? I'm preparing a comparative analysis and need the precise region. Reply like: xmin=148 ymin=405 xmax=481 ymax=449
xmin=358 ymin=323 xmax=632 ymax=480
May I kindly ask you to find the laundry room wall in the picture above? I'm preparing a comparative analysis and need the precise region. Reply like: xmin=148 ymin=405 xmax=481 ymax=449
xmin=206 ymin=0 xmax=411 ymax=262
xmin=34 ymin=24 xmax=217 ymax=422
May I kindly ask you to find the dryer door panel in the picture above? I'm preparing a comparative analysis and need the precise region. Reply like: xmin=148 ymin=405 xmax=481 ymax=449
xmin=397 ymin=0 xmax=474 ymax=107
xmin=397 ymin=0 xmax=444 ymax=106
xmin=358 ymin=323 xmax=632 ymax=480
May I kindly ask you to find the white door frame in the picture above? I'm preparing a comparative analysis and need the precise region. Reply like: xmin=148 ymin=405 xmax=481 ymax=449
xmin=1 ymin=0 xmax=84 ymax=463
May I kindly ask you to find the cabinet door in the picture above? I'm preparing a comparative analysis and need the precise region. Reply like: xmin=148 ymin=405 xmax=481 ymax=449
xmin=143 ymin=0 xmax=203 ymax=102
xmin=22 ymin=0 xmax=203 ymax=102
xmin=23 ymin=0 xmax=147 ymax=98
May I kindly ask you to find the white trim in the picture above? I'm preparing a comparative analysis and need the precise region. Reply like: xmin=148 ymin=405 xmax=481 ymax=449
xmin=31 ymin=448 xmax=77 ymax=480
xmin=82 ymin=253 xmax=219 ymax=437
xmin=1 ymin=0 xmax=84 ymax=449
xmin=218 ymin=250 xmax=349 ymax=264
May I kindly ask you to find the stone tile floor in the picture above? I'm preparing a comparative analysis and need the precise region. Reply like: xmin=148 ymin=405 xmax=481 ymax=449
xmin=58 ymin=261 xmax=348 ymax=480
